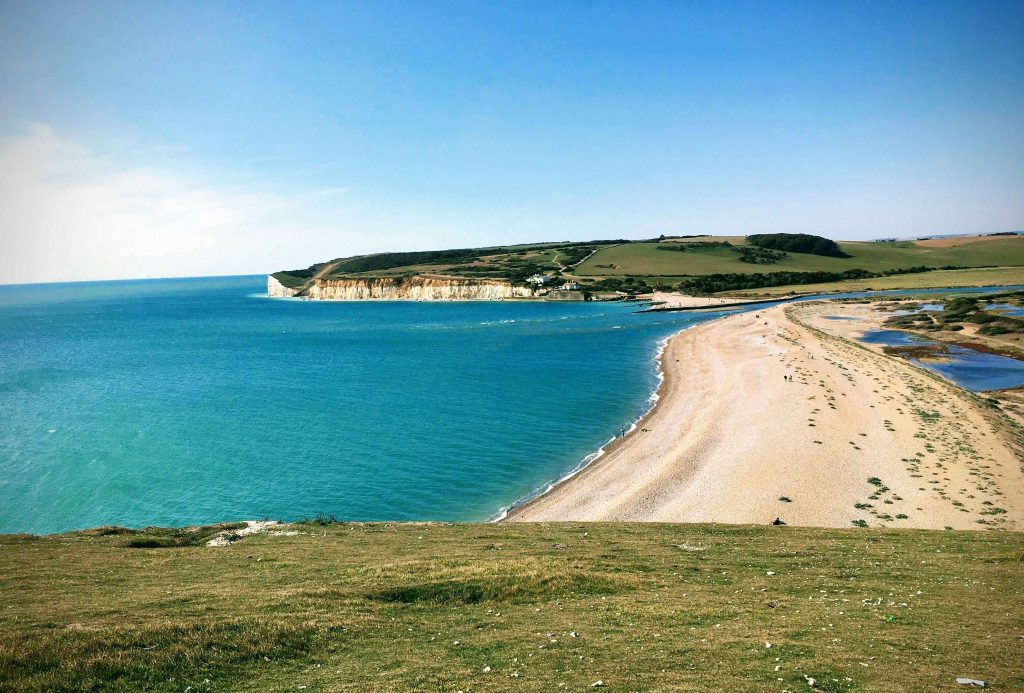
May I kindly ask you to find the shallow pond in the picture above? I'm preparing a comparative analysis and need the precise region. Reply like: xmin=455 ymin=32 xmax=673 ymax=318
xmin=857 ymin=329 xmax=1024 ymax=391
xmin=985 ymin=303 xmax=1024 ymax=317
xmin=890 ymin=303 xmax=944 ymax=316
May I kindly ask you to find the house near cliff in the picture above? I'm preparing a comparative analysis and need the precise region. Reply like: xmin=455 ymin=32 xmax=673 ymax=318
xmin=527 ymin=274 xmax=555 ymax=286
xmin=559 ymin=281 xmax=582 ymax=291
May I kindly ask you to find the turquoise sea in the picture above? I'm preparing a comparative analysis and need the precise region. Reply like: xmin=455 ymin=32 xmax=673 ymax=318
xmin=0 ymin=276 xmax=723 ymax=534
xmin=4 ymin=277 xmax=1019 ymax=534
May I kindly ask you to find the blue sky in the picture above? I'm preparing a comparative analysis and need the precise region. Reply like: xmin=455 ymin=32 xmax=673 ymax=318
xmin=1 ymin=0 xmax=1022 ymax=282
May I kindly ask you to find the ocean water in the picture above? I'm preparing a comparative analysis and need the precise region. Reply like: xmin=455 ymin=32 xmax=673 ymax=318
xmin=4 ymin=278 xmax=1020 ymax=534
xmin=0 ymin=276 xmax=721 ymax=534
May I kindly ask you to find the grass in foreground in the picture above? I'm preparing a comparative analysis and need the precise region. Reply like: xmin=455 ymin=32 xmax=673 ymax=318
xmin=1 ymin=522 xmax=1022 ymax=691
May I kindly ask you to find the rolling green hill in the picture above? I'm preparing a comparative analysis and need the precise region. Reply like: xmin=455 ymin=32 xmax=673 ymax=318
xmin=2 ymin=521 xmax=1022 ymax=691
xmin=573 ymin=237 xmax=1024 ymax=277
xmin=272 ymin=234 xmax=1024 ymax=296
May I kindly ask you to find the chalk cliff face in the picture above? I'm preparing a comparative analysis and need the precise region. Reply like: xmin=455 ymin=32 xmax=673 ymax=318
xmin=267 ymin=275 xmax=300 ymax=298
xmin=308 ymin=276 xmax=534 ymax=300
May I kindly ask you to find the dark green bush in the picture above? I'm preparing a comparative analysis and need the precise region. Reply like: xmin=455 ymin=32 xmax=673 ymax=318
xmin=978 ymin=324 xmax=1011 ymax=335
xmin=735 ymin=246 xmax=786 ymax=264
xmin=747 ymin=233 xmax=849 ymax=258
xmin=126 ymin=537 xmax=177 ymax=549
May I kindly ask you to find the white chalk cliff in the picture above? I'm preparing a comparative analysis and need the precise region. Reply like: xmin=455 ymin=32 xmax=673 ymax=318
xmin=267 ymin=275 xmax=300 ymax=298
xmin=268 ymin=275 xmax=534 ymax=300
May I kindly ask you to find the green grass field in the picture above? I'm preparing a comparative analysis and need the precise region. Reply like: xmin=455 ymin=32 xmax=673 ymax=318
xmin=573 ymin=238 xmax=1024 ymax=278
xmin=2 ymin=522 xmax=1022 ymax=691
xmin=720 ymin=266 xmax=1024 ymax=297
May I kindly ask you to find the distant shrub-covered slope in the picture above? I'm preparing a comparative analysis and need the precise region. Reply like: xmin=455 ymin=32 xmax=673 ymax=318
xmin=679 ymin=265 xmax=962 ymax=294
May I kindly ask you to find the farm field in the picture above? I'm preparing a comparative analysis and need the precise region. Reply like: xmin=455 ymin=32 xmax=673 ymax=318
xmin=572 ymin=237 xmax=1024 ymax=278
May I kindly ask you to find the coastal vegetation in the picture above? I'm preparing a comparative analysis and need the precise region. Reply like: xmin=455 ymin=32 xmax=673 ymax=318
xmin=2 ymin=522 xmax=1022 ymax=691
xmin=877 ymin=291 xmax=1024 ymax=361
xmin=881 ymin=343 xmax=952 ymax=360
xmin=885 ymin=293 xmax=1024 ymax=336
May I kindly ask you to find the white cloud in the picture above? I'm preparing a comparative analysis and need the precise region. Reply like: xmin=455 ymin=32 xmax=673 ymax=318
xmin=0 ymin=124 xmax=457 ymax=284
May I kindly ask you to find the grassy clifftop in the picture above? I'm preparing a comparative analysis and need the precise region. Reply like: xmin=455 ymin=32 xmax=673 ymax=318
xmin=273 ymin=234 xmax=1024 ymax=296
xmin=271 ymin=239 xmax=624 ymax=292
xmin=2 ymin=521 xmax=1022 ymax=691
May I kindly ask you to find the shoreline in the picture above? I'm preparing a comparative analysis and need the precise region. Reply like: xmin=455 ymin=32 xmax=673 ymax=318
xmin=500 ymin=313 xmax=727 ymax=523
xmin=505 ymin=301 xmax=1024 ymax=528
xmin=492 ymin=325 xmax=697 ymax=522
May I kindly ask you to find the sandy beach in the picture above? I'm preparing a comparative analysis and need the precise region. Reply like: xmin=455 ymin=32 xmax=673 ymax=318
xmin=645 ymin=292 xmax=782 ymax=310
xmin=508 ymin=301 xmax=1024 ymax=529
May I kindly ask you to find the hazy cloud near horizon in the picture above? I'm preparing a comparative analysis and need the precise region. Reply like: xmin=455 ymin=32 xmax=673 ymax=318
xmin=0 ymin=125 xmax=478 ymax=284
